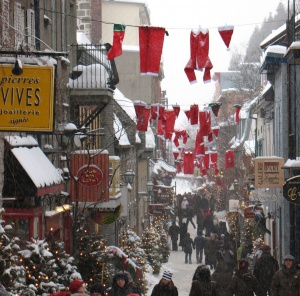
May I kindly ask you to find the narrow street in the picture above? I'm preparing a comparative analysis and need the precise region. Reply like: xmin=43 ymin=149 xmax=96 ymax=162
xmin=147 ymin=222 xmax=199 ymax=296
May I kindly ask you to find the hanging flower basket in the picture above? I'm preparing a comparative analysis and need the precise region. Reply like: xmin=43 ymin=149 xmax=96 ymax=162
xmin=209 ymin=102 xmax=222 ymax=117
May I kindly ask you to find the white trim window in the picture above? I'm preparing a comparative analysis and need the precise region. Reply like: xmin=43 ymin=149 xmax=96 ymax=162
xmin=26 ymin=8 xmax=35 ymax=50
xmin=14 ymin=2 xmax=25 ymax=48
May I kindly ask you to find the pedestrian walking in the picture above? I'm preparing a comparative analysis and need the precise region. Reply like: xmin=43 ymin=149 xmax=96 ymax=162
xmin=69 ymin=280 xmax=89 ymax=296
xmin=270 ymin=254 xmax=300 ymax=296
xmin=205 ymin=234 xmax=218 ymax=269
xmin=109 ymin=272 xmax=132 ymax=296
xmin=182 ymin=232 xmax=195 ymax=264
xmin=90 ymin=283 xmax=105 ymax=296
xmin=150 ymin=270 xmax=178 ymax=296
xmin=211 ymin=261 xmax=232 ymax=296
xmin=253 ymin=245 xmax=279 ymax=296
xmin=226 ymin=259 xmax=263 ymax=296
xmin=186 ymin=205 xmax=196 ymax=229
xmin=196 ymin=208 xmax=205 ymax=233
xmin=168 ymin=222 xmax=180 ymax=251
xmin=181 ymin=197 xmax=189 ymax=217
xmin=194 ymin=230 xmax=206 ymax=264
xmin=189 ymin=264 xmax=220 ymax=296
xmin=178 ymin=222 xmax=187 ymax=250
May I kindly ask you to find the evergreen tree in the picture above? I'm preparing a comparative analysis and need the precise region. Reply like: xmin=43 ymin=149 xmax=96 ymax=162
xmin=141 ymin=228 xmax=162 ymax=275
xmin=155 ymin=224 xmax=170 ymax=263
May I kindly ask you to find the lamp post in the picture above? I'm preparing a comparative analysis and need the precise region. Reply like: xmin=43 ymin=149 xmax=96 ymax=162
xmin=124 ymin=169 xmax=135 ymax=186
xmin=147 ymin=180 xmax=154 ymax=226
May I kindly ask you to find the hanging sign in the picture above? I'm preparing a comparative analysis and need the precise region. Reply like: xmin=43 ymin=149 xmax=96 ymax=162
xmin=283 ymin=175 xmax=300 ymax=204
xmin=0 ymin=65 xmax=54 ymax=132
xmin=254 ymin=157 xmax=284 ymax=188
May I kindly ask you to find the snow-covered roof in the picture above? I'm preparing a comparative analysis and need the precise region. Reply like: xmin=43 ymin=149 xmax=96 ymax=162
xmin=284 ymin=159 xmax=300 ymax=168
xmin=260 ymin=45 xmax=287 ymax=66
xmin=146 ymin=126 xmax=155 ymax=149
xmin=113 ymin=88 xmax=136 ymax=123
xmin=114 ymin=113 xmax=131 ymax=146
xmin=153 ymin=159 xmax=176 ymax=174
xmin=5 ymin=136 xmax=64 ymax=191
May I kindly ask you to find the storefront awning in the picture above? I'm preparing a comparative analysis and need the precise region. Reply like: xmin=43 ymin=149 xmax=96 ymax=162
xmin=5 ymin=136 xmax=64 ymax=196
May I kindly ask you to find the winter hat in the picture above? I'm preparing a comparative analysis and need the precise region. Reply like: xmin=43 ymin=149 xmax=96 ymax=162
xmin=115 ymin=272 xmax=128 ymax=282
xmin=162 ymin=270 xmax=172 ymax=281
xmin=283 ymin=254 xmax=295 ymax=260
xmin=193 ymin=265 xmax=211 ymax=283
xmin=90 ymin=283 xmax=105 ymax=295
xmin=69 ymin=280 xmax=85 ymax=294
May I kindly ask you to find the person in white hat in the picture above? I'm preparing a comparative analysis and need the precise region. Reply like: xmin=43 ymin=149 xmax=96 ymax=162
xmin=270 ymin=254 xmax=300 ymax=296
xmin=150 ymin=270 xmax=178 ymax=296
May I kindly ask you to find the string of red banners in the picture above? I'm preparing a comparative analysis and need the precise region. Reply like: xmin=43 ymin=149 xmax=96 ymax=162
xmin=133 ymin=101 xmax=242 ymax=177
xmin=108 ymin=24 xmax=234 ymax=83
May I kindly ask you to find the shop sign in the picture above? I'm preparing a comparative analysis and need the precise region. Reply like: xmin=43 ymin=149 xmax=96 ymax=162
xmin=0 ymin=65 xmax=54 ymax=132
xmin=148 ymin=204 xmax=165 ymax=215
xmin=77 ymin=164 xmax=103 ymax=187
xmin=283 ymin=175 xmax=300 ymax=204
xmin=254 ymin=157 xmax=284 ymax=188
xmin=244 ymin=206 xmax=255 ymax=219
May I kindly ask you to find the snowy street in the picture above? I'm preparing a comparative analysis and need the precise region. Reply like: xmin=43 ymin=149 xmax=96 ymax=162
xmin=147 ymin=222 xmax=199 ymax=296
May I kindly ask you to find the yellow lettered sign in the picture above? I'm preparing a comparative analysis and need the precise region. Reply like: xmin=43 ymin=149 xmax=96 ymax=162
xmin=0 ymin=65 xmax=54 ymax=132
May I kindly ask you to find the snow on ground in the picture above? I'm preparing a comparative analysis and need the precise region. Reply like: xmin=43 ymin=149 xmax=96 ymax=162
xmin=146 ymin=220 xmax=202 ymax=296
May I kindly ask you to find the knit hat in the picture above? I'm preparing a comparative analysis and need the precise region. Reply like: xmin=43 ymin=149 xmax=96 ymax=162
xmin=69 ymin=280 xmax=85 ymax=294
xmin=162 ymin=270 xmax=172 ymax=281
xmin=283 ymin=254 xmax=295 ymax=260
xmin=115 ymin=272 xmax=128 ymax=282
xmin=239 ymin=259 xmax=249 ymax=270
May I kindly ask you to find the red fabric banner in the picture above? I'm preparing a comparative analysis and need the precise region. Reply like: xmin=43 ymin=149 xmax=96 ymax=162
xmin=172 ymin=105 xmax=180 ymax=117
xmin=183 ymin=152 xmax=194 ymax=174
xmin=173 ymin=152 xmax=179 ymax=160
xmin=190 ymin=104 xmax=199 ymax=125
xmin=235 ymin=106 xmax=241 ymax=124
xmin=134 ymin=102 xmax=150 ymax=131
xmin=218 ymin=25 xmax=234 ymax=50
xmin=225 ymin=150 xmax=235 ymax=168
xmin=184 ymin=110 xmax=191 ymax=121
xmin=164 ymin=110 xmax=176 ymax=140
xmin=150 ymin=103 xmax=165 ymax=121
xmin=212 ymin=126 xmax=220 ymax=138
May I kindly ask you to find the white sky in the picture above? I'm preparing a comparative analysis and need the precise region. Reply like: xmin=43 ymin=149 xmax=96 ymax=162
xmin=145 ymin=0 xmax=286 ymax=108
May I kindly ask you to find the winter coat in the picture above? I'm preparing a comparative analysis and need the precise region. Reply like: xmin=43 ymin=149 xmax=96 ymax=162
xmin=205 ymin=239 xmax=218 ymax=264
xmin=226 ymin=269 xmax=263 ymax=296
xmin=194 ymin=234 xmax=206 ymax=249
xmin=168 ymin=224 xmax=180 ymax=241
xmin=182 ymin=235 xmax=194 ymax=254
xmin=150 ymin=279 xmax=178 ymax=296
xmin=211 ymin=262 xmax=232 ymax=296
xmin=189 ymin=267 xmax=220 ymax=296
xmin=109 ymin=274 xmax=132 ymax=296
xmin=253 ymin=251 xmax=279 ymax=293
xmin=270 ymin=263 xmax=300 ymax=296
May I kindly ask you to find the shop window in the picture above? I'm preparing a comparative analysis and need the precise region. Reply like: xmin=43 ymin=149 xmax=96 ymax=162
xmin=6 ymin=219 xmax=29 ymax=241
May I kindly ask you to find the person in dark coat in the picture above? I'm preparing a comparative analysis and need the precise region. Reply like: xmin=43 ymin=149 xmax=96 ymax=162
xmin=226 ymin=259 xmax=263 ymax=296
xmin=90 ymin=283 xmax=105 ymax=296
xmin=196 ymin=208 xmax=205 ymax=233
xmin=168 ymin=222 xmax=180 ymax=251
xmin=109 ymin=272 xmax=132 ymax=296
xmin=151 ymin=270 xmax=178 ymax=296
xmin=186 ymin=205 xmax=196 ymax=229
xmin=270 ymin=254 xmax=300 ymax=296
xmin=178 ymin=222 xmax=187 ymax=250
xmin=211 ymin=261 xmax=232 ymax=296
xmin=182 ymin=232 xmax=195 ymax=264
xmin=253 ymin=245 xmax=279 ymax=296
xmin=194 ymin=230 xmax=207 ymax=264
xmin=189 ymin=264 xmax=220 ymax=296
xmin=205 ymin=234 xmax=218 ymax=269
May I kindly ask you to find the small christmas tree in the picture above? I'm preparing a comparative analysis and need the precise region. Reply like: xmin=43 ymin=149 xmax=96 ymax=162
xmin=141 ymin=228 xmax=162 ymax=274
xmin=155 ymin=224 xmax=170 ymax=263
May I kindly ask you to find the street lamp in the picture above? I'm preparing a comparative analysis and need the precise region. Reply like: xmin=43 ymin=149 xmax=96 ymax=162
xmin=124 ymin=169 xmax=135 ymax=185
xmin=146 ymin=180 xmax=154 ymax=226
xmin=233 ymin=179 xmax=239 ymax=191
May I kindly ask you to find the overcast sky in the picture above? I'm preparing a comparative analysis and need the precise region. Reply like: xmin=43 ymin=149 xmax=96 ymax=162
xmin=145 ymin=0 xmax=286 ymax=108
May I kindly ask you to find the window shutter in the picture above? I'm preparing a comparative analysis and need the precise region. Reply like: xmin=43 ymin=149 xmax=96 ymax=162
xmin=14 ymin=2 xmax=25 ymax=47
xmin=26 ymin=8 xmax=35 ymax=49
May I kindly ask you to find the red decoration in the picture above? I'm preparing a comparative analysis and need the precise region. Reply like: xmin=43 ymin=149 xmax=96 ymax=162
xmin=212 ymin=126 xmax=220 ymax=138
xmin=150 ymin=103 xmax=165 ymax=121
xmin=234 ymin=104 xmax=241 ymax=124
xmin=134 ymin=101 xmax=150 ymax=131
xmin=190 ymin=104 xmax=199 ymax=125
xmin=183 ymin=152 xmax=194 ymax=174
xmin=218 ymin=25 xmax=234 ymax=50
xmin=108 ymin=24 xmax=126 ymax=60
xmin=184 ymin=110 xmax=191 ymax=121
xmin=172 ymin=105 xmax=180 ymax=117
xmin=164 ymin=110 xmax=176 ymax=140
xmin=225 ymin=150 xmax=235 ymax=168
xmin=209 ymin=102 xmax=222 ymax=117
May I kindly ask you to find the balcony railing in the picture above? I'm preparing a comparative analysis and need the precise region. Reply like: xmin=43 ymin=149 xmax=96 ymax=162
xmin=69 ymin=43 xmax=119 ymax=89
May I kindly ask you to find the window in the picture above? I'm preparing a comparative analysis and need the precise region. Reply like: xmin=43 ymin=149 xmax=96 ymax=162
xmin=14 ymin=2 xmax=24 ymax=47
xmin=26 ymin=8 xmax=35 ymax=49
xmin=7 ymin=219 xmax=29 ymax=241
